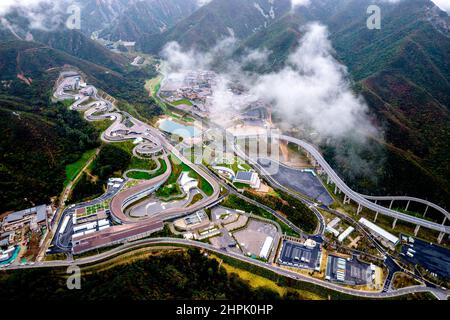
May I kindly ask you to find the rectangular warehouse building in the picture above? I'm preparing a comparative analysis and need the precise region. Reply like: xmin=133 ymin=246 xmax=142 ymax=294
xmin=259 ymin=236 xmax=274 ymax=260
xmin=359 ymin=218 xmax=399 ymax=246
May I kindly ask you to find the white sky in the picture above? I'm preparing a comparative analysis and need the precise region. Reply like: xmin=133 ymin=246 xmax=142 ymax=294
xmin=431 ymin=0 xmax=450 ymax=12
xmin=292 ymin=0 xmax=450 ymax=12
xmin=1 ymin=1 xmax=449 ymax=15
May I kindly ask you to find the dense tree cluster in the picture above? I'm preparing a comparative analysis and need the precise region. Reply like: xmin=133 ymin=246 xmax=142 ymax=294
xmin=244 ymin=191 xmax=318 ymax=234
xmin=68 ymin=173 xmax=104 ymax=205
xmin=69 ymin=144 xmax=131 ymax=204
xmin=0 ymin=96 xmax=100 ymax=212
xmin=0 ymin=249 xmax=286 ymax=300
xmin=0 ymin=41 xmax=162 ymax=212
xmin=91 ymin=144 xmax=131 ymax=181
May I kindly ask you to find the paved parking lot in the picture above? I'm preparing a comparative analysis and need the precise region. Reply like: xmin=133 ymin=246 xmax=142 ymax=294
xmin=401 ymin=237 xmax=450 ymax=279
xmin=233 ymin=219 xmax=278 ymax=258
xmin=257 ymin=158 xmax=334 ymax=205
xmin=51 ymin=182 xmax=124 ymax=253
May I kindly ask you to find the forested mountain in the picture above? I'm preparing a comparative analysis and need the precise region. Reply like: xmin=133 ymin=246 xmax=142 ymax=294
xmin=0 ymin=38 xmax=160 ymax=212
xmin=324 ymin=0 xmax=450 ymax=205
xmin=31 ymin=29 xmax=129 ymax=72
xmin=139 ymin=0 xmax=293 ymax=53
xmin=97 ymin=0 xmax=199 ymax=41
xmin=137 ymin=0 xmax=450 ymax=206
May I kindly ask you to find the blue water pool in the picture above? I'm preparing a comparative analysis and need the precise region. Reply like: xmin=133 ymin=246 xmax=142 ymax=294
xmin=158 ymin=119 xmax=201 ymax=139
xmin=0 ymin=246 xmax=20 ymax=266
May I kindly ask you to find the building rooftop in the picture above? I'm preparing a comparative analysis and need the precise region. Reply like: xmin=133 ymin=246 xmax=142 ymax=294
xmin=338 ymin=226 xmax=354 ymax=242
xmin=235 ymin=171 xmax=254 ymax=182
xmin=4 ymin=205 xmax=47 ymax=224
xmin=185 ymin=211 xmax=208 ymax=226
xmin=359 ymin=217 xmax=399 ymax=245
xmin=279 ymin=240 xmax=321 ymax=270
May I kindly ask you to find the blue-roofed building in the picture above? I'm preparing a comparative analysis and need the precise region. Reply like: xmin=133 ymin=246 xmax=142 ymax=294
xmin=1 ymin=205 xmax=50 ymax=232
xmin=0 ymin=238 xmax=9 ymax=247
xmin=234 ymin=171 xmax=261 ymax=189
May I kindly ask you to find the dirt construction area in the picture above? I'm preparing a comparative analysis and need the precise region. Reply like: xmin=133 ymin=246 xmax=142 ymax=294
xmin=233 ymin=219 xmax=278 ymax=257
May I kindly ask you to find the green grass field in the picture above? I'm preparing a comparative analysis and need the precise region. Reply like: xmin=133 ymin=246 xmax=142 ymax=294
xmin=152 ymin=159 xmax=168 ymax=178
xmin=171 ymin=99 xmax=193 ymax=107
xmin=221 ymin=195 xmax=299 ymax=237
xmin=180 ymin=161 xmax=214 ymax=196
xmin=85 ymin=202 xmax=109 ymax=215
xmin=233 ymin=182 xmax=250 ymax=190
xmin=157 ymin=155 xmax=214 ymax=198
xmin=91 ymin=119 xmax=113 ymax=133
xmin=216 ymin=158 xmax=252 ymax=174
xmin=126 ymin=171 xmax=153 ymax=180
xmin=129 ymin=157 xmax=157 ymax=171
xmin=64 ymin=149 xmax=97 ymax=186
xmin=127 ymin=158 xmax=169 ymax=181
xmin=188 ymin=194 xmax=204 ymax=206
xmin=111 ymin=141 xmax=157 ymax=171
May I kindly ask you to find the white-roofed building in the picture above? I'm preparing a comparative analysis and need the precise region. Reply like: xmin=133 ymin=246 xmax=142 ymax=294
xmin=327 ymin=217 xmax=341 ymax=229
xmin=338 ymin=226 xmax=354 ymax=243
xmin=179 ymin=171 xmax=199 ymax=193
xmin=326 ymin=226 xmax=340 ymax=237
xmin=259 ymin=236 xmax=274 ymax=259
xmin=359 ymin=218 xmax=399 ymax=246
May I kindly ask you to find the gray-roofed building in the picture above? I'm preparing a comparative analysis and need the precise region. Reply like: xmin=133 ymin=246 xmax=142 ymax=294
xmin=235 ymin=171 xmax=253 ymax=181
xmin=0 ymin=238 xmax=9 ymax=247
xmin=174 ymin=210 xmax=210 ymax=232
xmin=325 ymin=255 xmax=374 ymax=285
xmin=278 ymin=239 xmax=322 ymax=271
xmin=2 ymin=205 xmax=50 ymax=232
xmin=35 ymin=205 xmax=48 ymax=223
xmin=234 ymin=171 xmax=261 ymax=189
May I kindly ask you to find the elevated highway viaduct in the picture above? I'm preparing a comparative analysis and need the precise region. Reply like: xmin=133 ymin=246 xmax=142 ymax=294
xmin=237 ymin=132 xmax=450 ymax=243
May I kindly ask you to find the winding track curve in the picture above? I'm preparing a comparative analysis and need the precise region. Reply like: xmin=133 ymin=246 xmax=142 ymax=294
xmin=54 ymin=74 xmax=221 ymax=226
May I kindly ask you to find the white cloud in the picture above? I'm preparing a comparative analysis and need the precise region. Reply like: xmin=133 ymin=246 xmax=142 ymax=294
xmin=162 ymin=22 xmax=377 ymax=141
xmin=161 ymin=36 xmax=238 ymax=72
xmin=196 ymin=0 xmax=212 ymax=7
xmin=251 ymin=23 xmax=377 ymax=139
xmin=0 ymin=0 xmax=53 ymax=16
xmin=291 ymin=0 xmax=311 ymax=10
xmin=240 ymin=48 xmax=270 ymax=67
xmin=161 ymin=23 xmax=381 ymax=181
xmin=431 ymin=0 xmax=450 ymax=12
xmin=0 ymin=0 xmax=67 ymax=31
